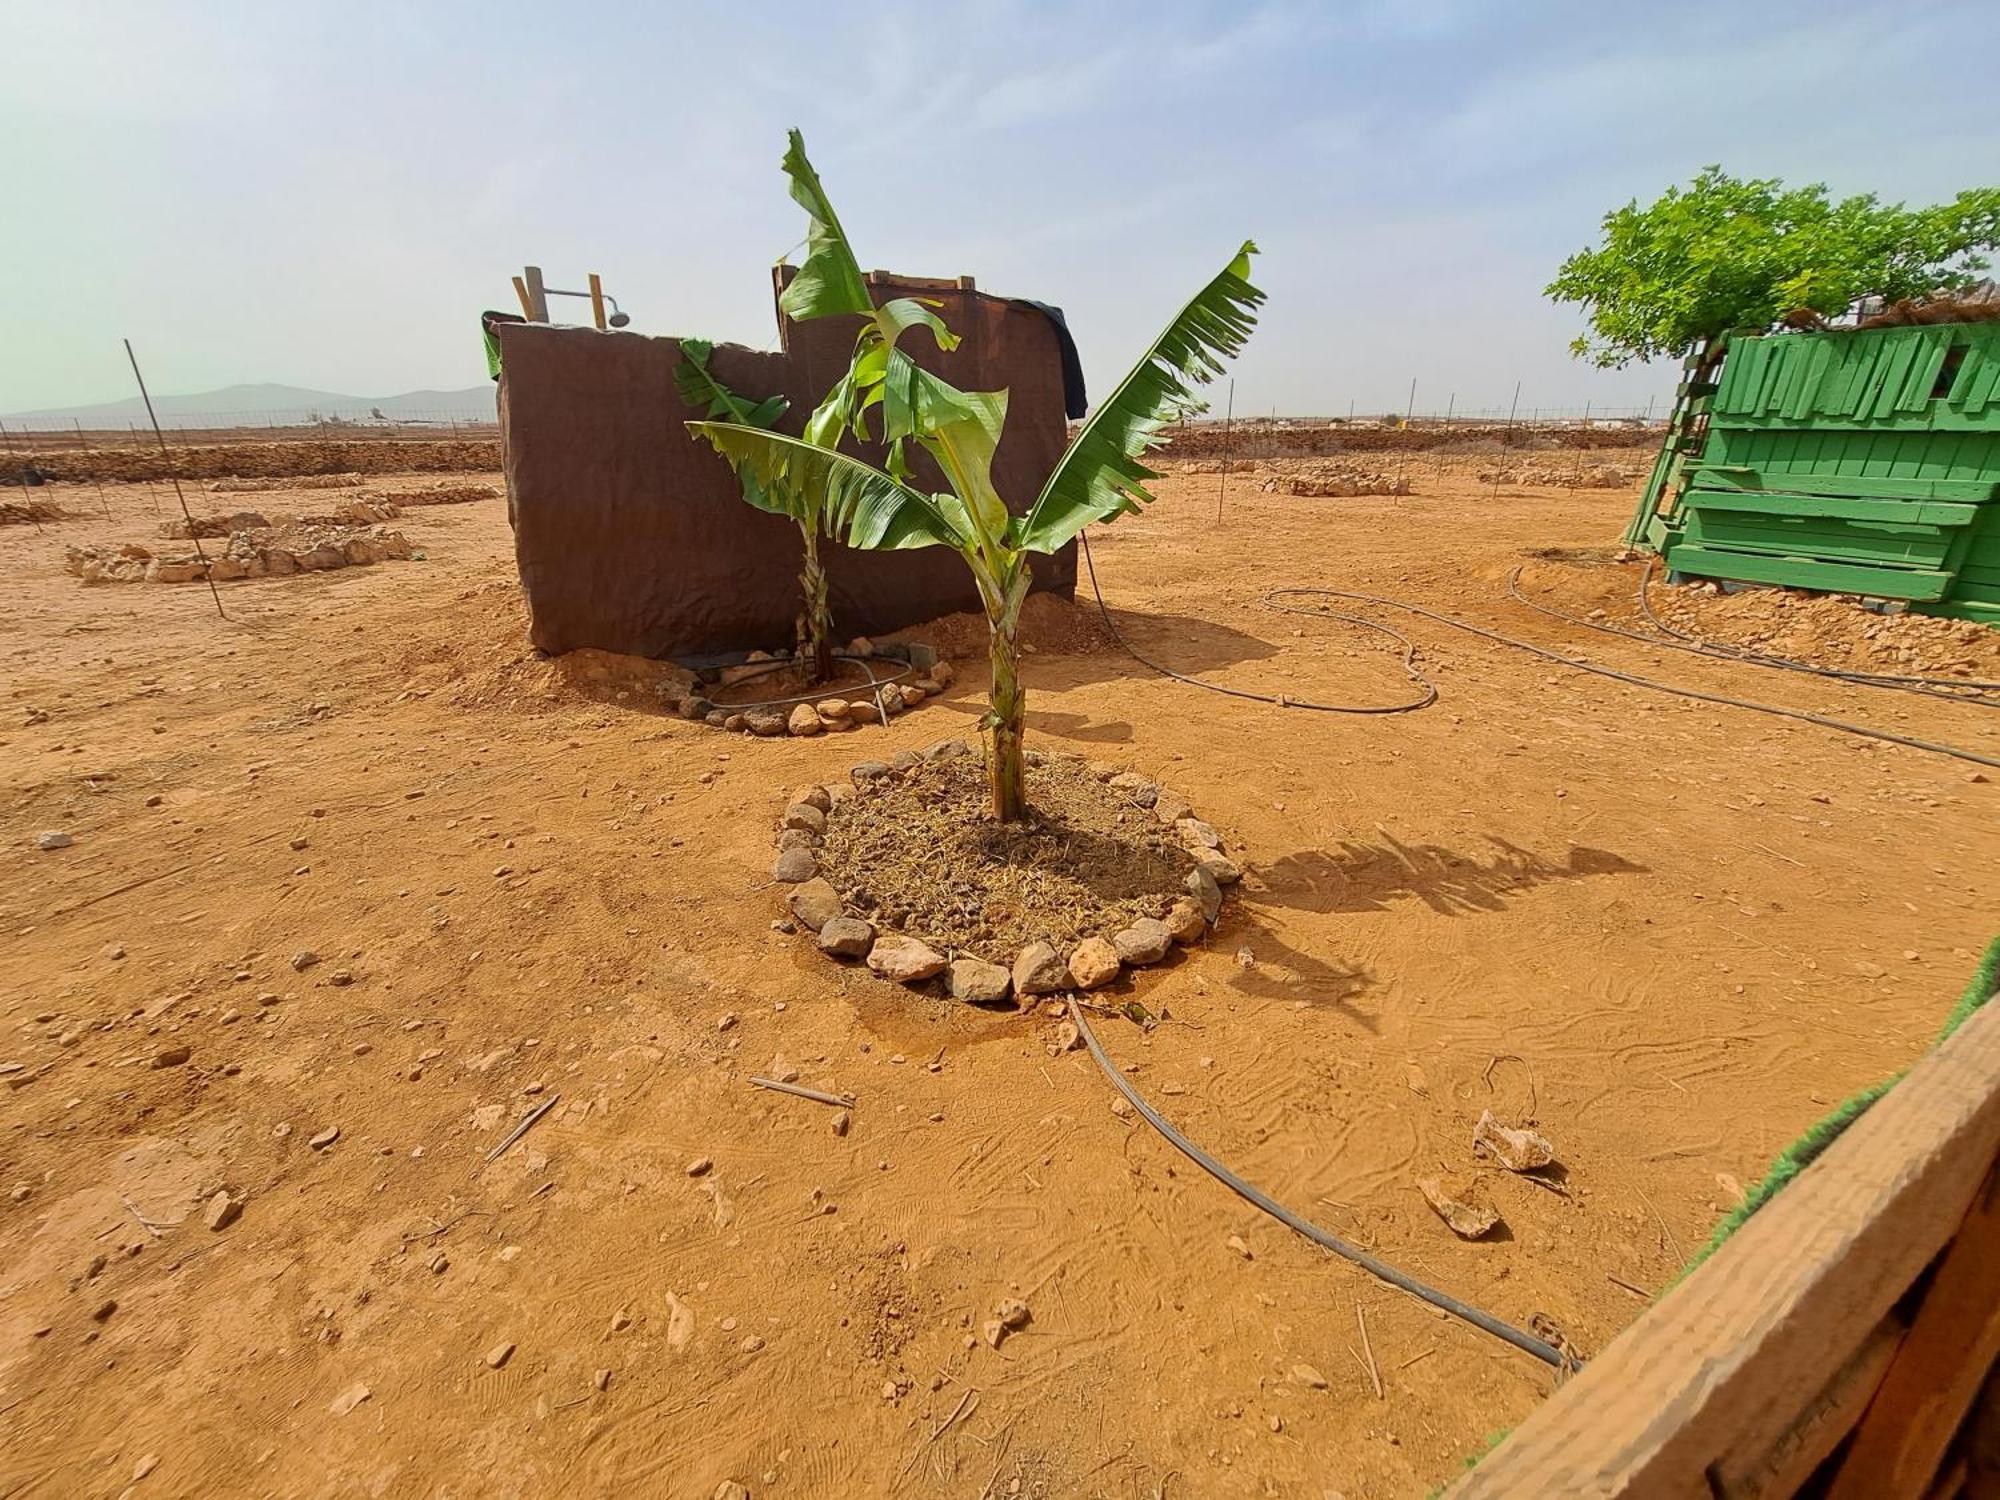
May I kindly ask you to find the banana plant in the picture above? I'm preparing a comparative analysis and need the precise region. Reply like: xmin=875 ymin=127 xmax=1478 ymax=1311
xmin=690 ymin=133 xmax=1263 ymax=820
xmin=674 ymin=338 xmax=847 ymax=678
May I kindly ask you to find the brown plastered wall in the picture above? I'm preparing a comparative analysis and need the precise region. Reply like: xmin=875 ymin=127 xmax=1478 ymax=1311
xmin=497 ymin=278 xmax=1076 ymax=660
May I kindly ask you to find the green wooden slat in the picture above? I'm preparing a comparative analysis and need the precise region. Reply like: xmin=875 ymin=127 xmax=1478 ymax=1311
xmin=1663 ymin=543 xmax=1952 ymax=600
xmin=1871 ymin=337 xmax=1920 ymax=420
xmin=1897 ymin=330 xmax=1950 ymax=414
xmin=1947 ymin=343 xmax=1986 ymax=409
xmin=1681 ymin=488 xmax=1980 ymax=525
xmin=1686 ymin=466 xmax=1999 ymax=502
xmin=1683 ymin=513 xmax=1953 ymax=567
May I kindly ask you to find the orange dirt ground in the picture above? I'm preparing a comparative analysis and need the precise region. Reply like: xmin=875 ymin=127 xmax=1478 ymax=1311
xmin=2 ymin=450 xmax=1994 ymax=1499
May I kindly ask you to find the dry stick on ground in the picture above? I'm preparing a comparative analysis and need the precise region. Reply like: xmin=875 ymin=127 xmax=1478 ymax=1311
xmin=1356 ymin=1303 xmax=1384 ymax=1400
xmin=483 ymin=1094 xmax=559 ymax=1165
xmin=1606 ymin=1272 xmax=1653 ymax=1301
xmin=1634 ymin=1185 xmax=1685 ymax=1264
xmin=748 ymin=1076 xmax=854 ymax=1108
xmin=900 ymin=1388 xmax=980 ymax=1478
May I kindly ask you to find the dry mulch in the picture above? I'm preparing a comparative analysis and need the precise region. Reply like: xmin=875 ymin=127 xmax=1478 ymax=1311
xmin=816 ymin=754 xmax=1197 ymax=960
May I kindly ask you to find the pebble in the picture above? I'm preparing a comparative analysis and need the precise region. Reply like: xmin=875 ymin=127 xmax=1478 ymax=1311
xmin=816 ymin=917 xmax=875 ymax=959
xmin=786 ymin=878 xmax=843 ymax=932
xmin=1163 ymin=898 xmax=1207 ymax=945
xmin=1108 ymin=772 xmax=1159 ymax=807
xmin=831 ymin=1110 xmax=851 ymax=1137
xmin=1186 ymin=865 xmax=1223 ymax=923
xmin=1178 ymin=818 xmax=1223 ymax=851
xmin=1045 ymin=1021 xmax=1082 ymax=1056
xmin=204 ymin=1190 xmax=243 ymax=1231
xmin=291 ymin=950 xmax=320 ymax=971
xmin=868 ymin=936 xmax=947 ymax=984
xmin=151 ymin=1045 xmax=192 ymax=1069
xmin=718 ymin=1013 xmax=738 ymax=1032
xmin=771 ymin=847 xmax=818 ymax=884
xmin=308 ymin=1126 xmax=340 ymax=1150
xmin=484 ymin=1341 xmax=515 ymax=1369
xmin=594 ymin=1368 xmax=612 ymax=1392
xmin=1112 ymin=919 xmax=1173 ymax=967
xmin=1225 ymin=1234 xmax=1252 ymax=1260
xmin=780 ymin=802 xmax=826 ymax=835
xmin=686 ymin=1157 xmax=714 ymax=1178
xmin=793 ymin=784 xmax=833 ymax=813
xmin=1067 ymin=937 xmax=1121 ymax=991
xmin=1011 ymin=940 xmax=1072 ymax=996
xmin=609 ymin=1308 xmax=632 ymax=1333
xmin=328 ymin=1381 xmax=372 ymax=1416
xmin=946 ymin=957 xmax=1012 ymax=1004
xmin=787 ymin=704 xmax=823 ymax=736
xmin=35 ymin=831 xmax=73 ymax=851
xmin=1291 ymin=1362 xmax=1329 ymax=1390
xmin=329 ymin=970 xmax=353 ymax=987
xmin=132 ymin=1453 xmax=159 ymax=1481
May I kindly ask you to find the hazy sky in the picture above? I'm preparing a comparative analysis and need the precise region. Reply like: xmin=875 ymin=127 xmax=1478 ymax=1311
xmin=6 ymin=0 xmax=1998 ymax=418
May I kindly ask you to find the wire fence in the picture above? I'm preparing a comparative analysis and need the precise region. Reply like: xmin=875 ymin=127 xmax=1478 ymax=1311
xmin=0 ymin=409 xmax=499 ymax=448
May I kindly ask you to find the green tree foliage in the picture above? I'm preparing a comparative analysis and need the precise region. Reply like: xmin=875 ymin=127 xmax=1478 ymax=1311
xmin=1547 ymin=167 xmax=2000 ymax=368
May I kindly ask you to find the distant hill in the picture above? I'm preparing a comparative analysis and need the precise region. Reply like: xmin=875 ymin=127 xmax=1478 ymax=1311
xmin=2 ymin=381 xmax=497 ymax=430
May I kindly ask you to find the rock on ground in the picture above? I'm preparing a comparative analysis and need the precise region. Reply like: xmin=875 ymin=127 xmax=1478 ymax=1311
xmin=946 ymin=957 xmax=1011 ymax=1004
xmin=1012 ymin=940 xmax=1072 ymax=996
xmin=1067 ymin=937 xmax=1121 ymax=991
xmin=1112 ymin=919 xmax=1173 ymax=966
xmin=772 ymin=847 xmax=818 ymax=884
xmin=867 ymin=936 xmax=947 ymax=984
xmin=816 ymin=916 xmax=874 ymax=958
xmin=785 ymin=878 xmax=843 ymax=932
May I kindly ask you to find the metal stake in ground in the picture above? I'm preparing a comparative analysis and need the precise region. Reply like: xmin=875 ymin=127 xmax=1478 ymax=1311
xmin=123 ymin=339 xmax=225 ymax=620
xmin=1215 ymin=377 xmax=1234 ymax=523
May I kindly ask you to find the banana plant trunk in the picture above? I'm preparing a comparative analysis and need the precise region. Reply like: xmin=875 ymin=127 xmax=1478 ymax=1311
xmin=984 ymin=570 xmax=1030 ymax=822
xmin=797 ymin=525 xmax=834 ymax=683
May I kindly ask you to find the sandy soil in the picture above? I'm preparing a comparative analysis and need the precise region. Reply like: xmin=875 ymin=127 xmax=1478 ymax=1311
xmin=2 ymin=450 xmax=1994 ymax=1499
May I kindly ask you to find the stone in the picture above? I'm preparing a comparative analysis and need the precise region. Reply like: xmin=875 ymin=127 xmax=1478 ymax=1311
xmin=686 ymin=1157 xmax=713 ymax=1177
xmin=1178 ymin=818 xmax=1223 ymax=851
xmin=484 ymin=1341 xmax=515 ymax=1369
xmin=776 ymin=827 xmax=815 ymax=853
xmin=781 ymin=802 xmax=826 ymax=835
xmin=594 ymin=1368 xmax=612 ymax=1391
xmin=152 ymin=1045 xmax=192 ymax=1069
xmin=995 ymin=1297 xmax=1031 ymax=1330
xmin=291 ymin=950 xmax=320 ymax=972
xmin=329 ymin=970 xmax=353 ymax=987
xmin=1151 ymin=789 xmax=1192 ymax=825
xmin=867 ymin=936 xmax=947 ymax=984
xmin=816 ymin=917 xmax=875 ymax=959
xmin=1417 ymin=1176 xmax=1501 ymax=1239
xmin=1186 ymin=865 xmax=1223 ymax=924
xmin=793 ymin=784 xmax=833 ymax=813
xmin=889 ymin=749 xmax=921 ymax=772
xmin=899 ymin=684 xmax=927 ymax=706
xmin=1164 ymin=898 xmax=1208 ymax=945
xmin=328 ymin=1381 xmax=372 ymax=1416
xmin=704 ymin=710 xmax=729 ymax=728
xmin=203 ymin=1190 xmax=242 ymax=1231
xmin=831 ymin=1110 xmax=851 ymax=1137
xmin=1067 ymin=937 xmax=1122 ymax=991
xmin=923 ymin=737 xmax=973 ymax=762
xmin=929 ymin=660 xmax=955 ymax=687
xmin=1472 ymin=1110 xmax=1556 ymax=1172
xmin=787 ymin=704 xmax=823 ymax=737
xmin=814 ymin=699 xmax=850 ymax=721
xmin=746 ymin=708 xmax=787 ymax=737
xmin=947 ymin=958 xmax=1012 ymax=1005
xmin=1226 ymin=1234 xmax=1252 ymax=1260
xmin=786 ymin=878 xmax=843 ymax=932
xmin=680 ymin=696 xmax=715 ymax=721
xmin=1045 ymin=1021 xmax=1082 ymax=1055
xmin=1290 ymin=1362 xmax=1329 ymax=1390
xmin=723 ymin=713 xmax=748 ymax=733
xmin=713 ymin=1484 xmax=751 ymax=1500
xmin=772 ymin=847 xmax=817 ymax=884
xmin=849 ymin=761 xmax=891 ymax=785
xmin=1108 ymin=772 xmax=1159 ymax=808
xmin=36 ymin=831 xmax=73 ymax=851
xmin=1193 ymin=849 xmax=1241 ymax=885
xmin=1012 ymin=941 xmax=1071 ymax=996
xmin=1112 ymin=919 xmax=1173 ymax=966
xmin=308 ymin=1126 xmax=340 ymax=1150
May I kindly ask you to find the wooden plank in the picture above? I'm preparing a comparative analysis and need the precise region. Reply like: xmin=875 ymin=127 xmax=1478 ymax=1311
xmin=511 ymin=275 xmax=534 ymax=320
xmin=1711 ymin=1315 xmax=1907 ymax=1499
xmin=1686 ymin=468 xmax=1999 ymax=503
xmin=587 ymin=272 xmax=607 ymax=331
xmin=1666 ymin=545 xmax=1952 ymax=599
xmin=1448 ymin=999 xmax=2000 ymax=1498
xmin=1682 ymin=489 xmax=1979 ymax=527
xmin=1826 ymin=1167 xmax=2000 ymax=1499
xmin=521 ymin=264 xmax=550 ymax=323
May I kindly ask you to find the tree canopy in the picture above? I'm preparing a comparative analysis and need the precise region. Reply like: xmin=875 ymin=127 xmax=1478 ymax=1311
xmin=1546 ymin=167 xmax=2000 ymax=367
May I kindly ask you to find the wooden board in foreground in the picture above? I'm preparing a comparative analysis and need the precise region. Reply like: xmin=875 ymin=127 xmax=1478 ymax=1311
xmin=1447 ymin=997 xmax=2000 ymax=1499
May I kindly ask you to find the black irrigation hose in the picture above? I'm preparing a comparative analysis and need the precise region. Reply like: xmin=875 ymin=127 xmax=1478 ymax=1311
xmin=1067 ymin=999 xmax=1570 ymax=1370
xmin=1080 ymin=530 xmax=1436 ymax=714
xmin=1264 ymin=579 xmax=2000 ymax=772
xmin=1631 ymin=559 xmax=2000 ymax=700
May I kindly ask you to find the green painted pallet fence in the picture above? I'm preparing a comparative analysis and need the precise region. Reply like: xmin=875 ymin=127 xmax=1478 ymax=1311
xmin=1629 ymin=322 xmax=2000 ymax=624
